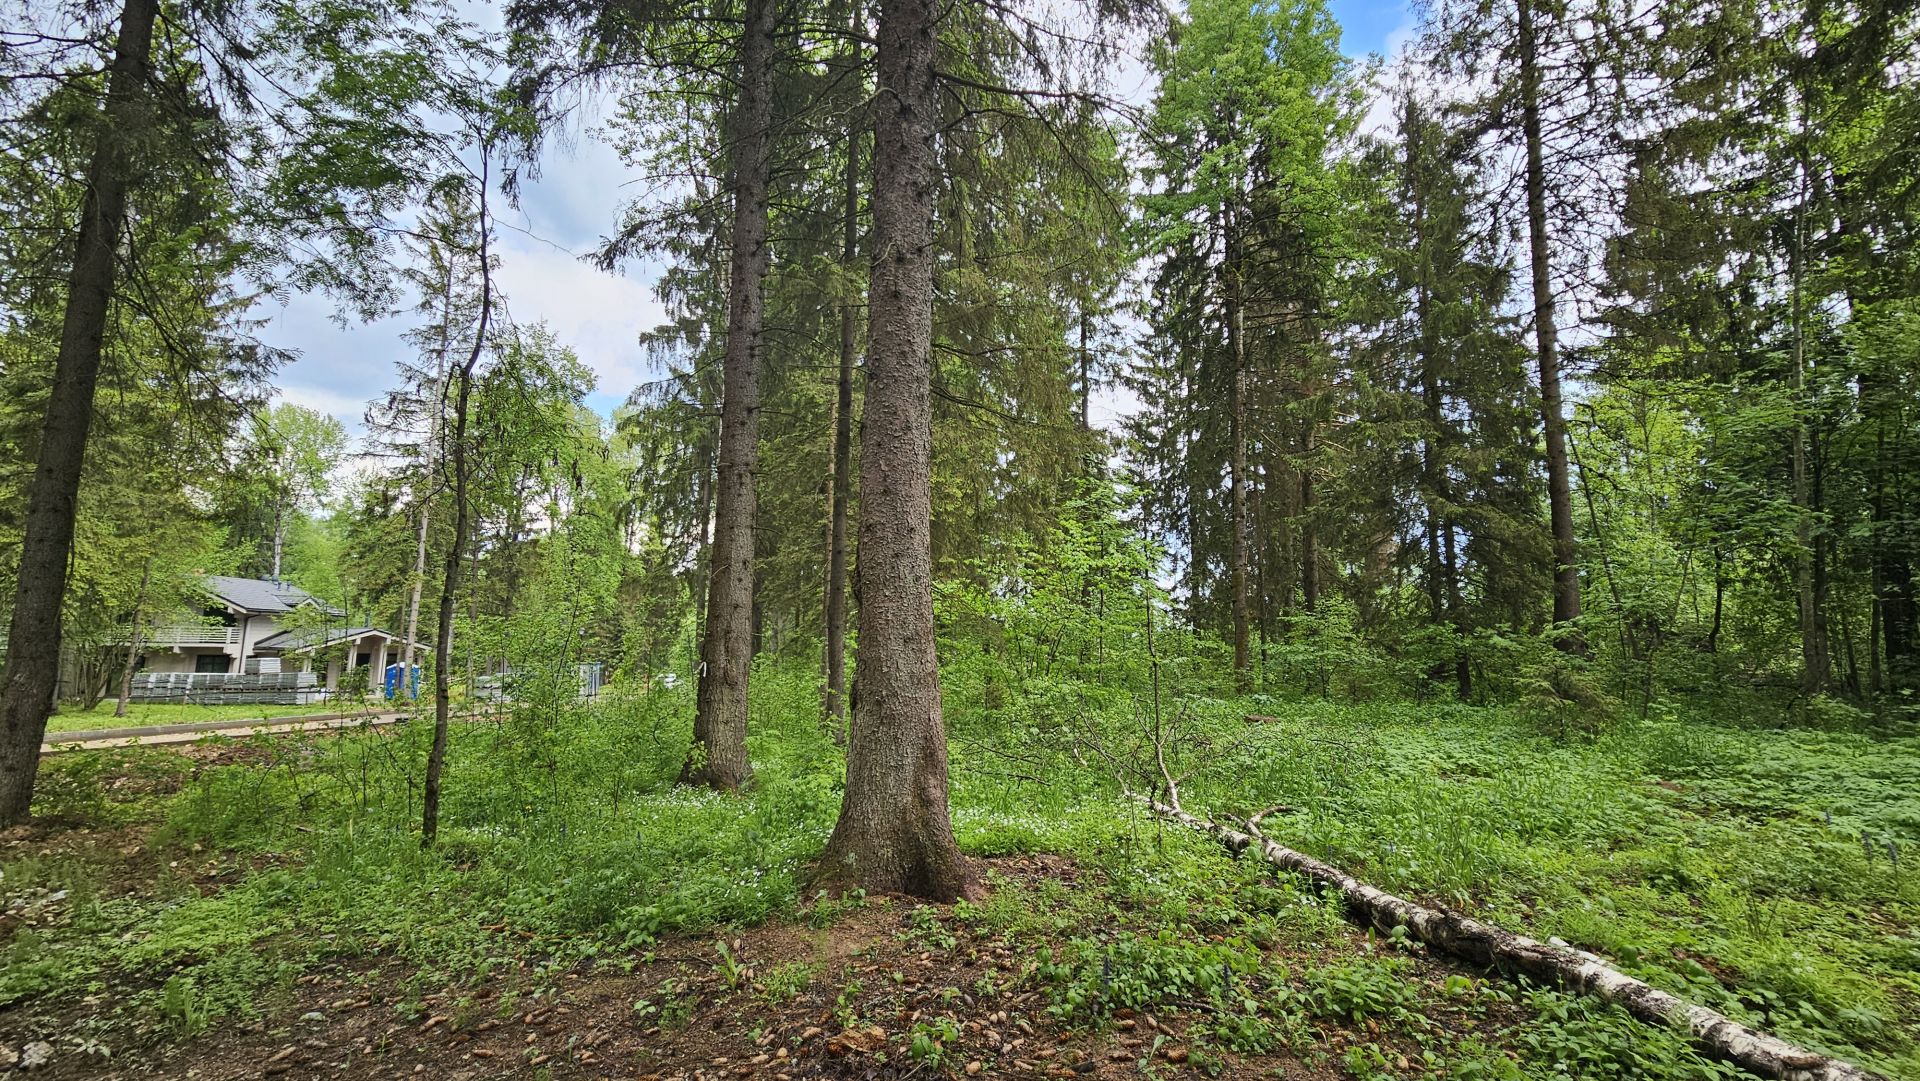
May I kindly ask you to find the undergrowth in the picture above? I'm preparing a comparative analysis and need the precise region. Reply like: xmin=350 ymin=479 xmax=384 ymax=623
xmin=5 ymin=658 xmax=1916 ymax=1078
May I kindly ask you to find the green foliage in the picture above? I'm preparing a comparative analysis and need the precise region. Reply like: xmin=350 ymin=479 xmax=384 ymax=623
xmin=153 ymin=664 xmax=837 ymax=963
xmin=1514 ymin=988 xmax=1740 ymax=1080
xmin=1307 ymin=959 xmax=1417 ymax=1022
xmin=1036 ymin=928 xmax=1267 ymax=1018
xmin=1518 ymin=652 xmax=1622 ymax=738
xmin=758 ymin=960 xmax=819 ymax=1003
xmin=156 ymin=975 xmax=210 ymax=1038
xmin=12 ymin=665 xmax=1920 ymax=1077
xmin=907 ymin=1015 xmax=961 ymax=1068
xmin=45 ymin=702 xmax=338 ymax=734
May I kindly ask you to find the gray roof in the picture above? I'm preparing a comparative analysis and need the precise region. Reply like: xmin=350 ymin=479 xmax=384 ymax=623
xmin=202 ymin=576 xmax=344 ymax=616
xmin=252 ymin=625 xmax=394 ymax=652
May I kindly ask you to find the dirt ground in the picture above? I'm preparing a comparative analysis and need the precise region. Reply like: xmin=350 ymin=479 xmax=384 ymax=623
xmin=3 ymin=733 xmax=1524 ymax=1081
xmin=0 ymin=843 xmax=1512 ymax=1081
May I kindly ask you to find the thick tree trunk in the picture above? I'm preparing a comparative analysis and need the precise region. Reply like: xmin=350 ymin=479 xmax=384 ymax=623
xmin=0 ymin=0 xmax=157 ymax=824
xmin=685 ymin=0 xmax=777 ymax=791
xmin=823 ymin=73 xmax=859 ymax=734
xmin=422 ymin=170 xmax=492 ymax=848
xmin=817 ymin=0 xmax=973 ymax=901
xmin=1516 ymin=0 xmax=1581 ymax=649
xmin=1147 ymin=799 xmax=1882 ymax=1081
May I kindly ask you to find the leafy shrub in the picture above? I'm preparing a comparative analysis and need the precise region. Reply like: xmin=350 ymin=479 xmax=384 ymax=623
xmin=1519 ymin=653 xmax=1621 ymax=738
xmin=29 ymin=753 xmax=113 ymax=823
xmin=1515 ymin=989 xmax=1737 ymax=1080
xmin=1036 ymin=929 xmax=1265 ymax=1018
xmin=1306 ymin=958 xmax=1417 ymax=1021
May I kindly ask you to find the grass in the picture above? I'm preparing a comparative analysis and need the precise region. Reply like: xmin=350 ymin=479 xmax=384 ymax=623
xmin=44 ymin=700 xmax=386 ymax=734
xmin=1171 ymin=702 xmax=1920 ymax=1076
xmin=6 ymin=658 xmax=1916 ymax=1079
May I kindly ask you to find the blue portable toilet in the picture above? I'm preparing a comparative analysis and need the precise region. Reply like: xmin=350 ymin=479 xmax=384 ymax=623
xmin=384 ymin=663 xmax=420 ymax=700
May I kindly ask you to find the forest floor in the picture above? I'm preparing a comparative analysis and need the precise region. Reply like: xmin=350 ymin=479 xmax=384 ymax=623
xmin=2 ymin=670 xmax=1916 ymax=1080
xmin=0 ymin=838 xmax=1516 ymax=1081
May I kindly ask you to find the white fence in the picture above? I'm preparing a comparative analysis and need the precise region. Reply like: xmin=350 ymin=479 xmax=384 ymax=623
xmin=143 ymin=624 xmax=243 ymax=647
xmin=128 ymin=671 xmax=324 ymax=705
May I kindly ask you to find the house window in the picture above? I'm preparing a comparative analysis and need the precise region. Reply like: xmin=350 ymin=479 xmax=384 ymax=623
xmin=194 ymin=653 xmax=230 ymax=674
xmin=356 ymin=652 xmax=373 ymax=668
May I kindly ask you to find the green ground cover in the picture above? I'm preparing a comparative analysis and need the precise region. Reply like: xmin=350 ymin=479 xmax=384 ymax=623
xmin=6 ymin=661 xmax=1914 ymax=1077
xmin=43 ymin=700 xmax=384 ymax=734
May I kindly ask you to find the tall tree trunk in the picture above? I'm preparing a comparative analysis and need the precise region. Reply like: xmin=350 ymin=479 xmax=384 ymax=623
xmin=1788 ymin=158 xmax=1827 ymax=695
xmin=1866 ymin=387 xmax=1914 ymax=693
xmin=1078 ymin=304 xmax=1093 ymax=435
xmin=1423 ymin=513 xmax=1444 ymax=625
xmin=400 ymin=321 xmax=452 ymax=698
xmin=817 ymin=0 xmax=973 ymax=901
xmin=0 ymin=0 xmax=157 ymax=824
xmin=400 ymin=503 xmax=430 ymax=696
xmin=1418 ymin=382 xmax=1445 ymax=636
xmin=114 ymin=560 xmax=153 ymax=719
xmin=1410 ymin=97 xmax=1440 ymax=626
xmin=1226 ymin=206 xmax=1252 ymax=692
xmin=690 ymin=440 xmax=714 ymax=676
xmin=422 ymin=166 xmax=493 ymax=848
xmin=1517 ymin=0 xmax=1582 ymax=649
xmin=1185 ymin=498 xmax=1202 ymax=627
xmin=1299 ymin=430 xmax=1318 ymax=613
xmin=823 ymin=57 xmax=859 ymax=733
xmin=1868 ymin=589 xmax=1884 ymax=695
xmin=271 ymin=505 xmax=285 ymax=579
xmin=1885 ymin=558 xmax=1914 ymax=693
xmin=1811 ymin=435 xmax=1832 ymax=686
xmin=685 ymin=0 xmax=777 ymax=791
xmin=1444 ymin=516 xmax=1471 ymax=700
xmin=1412 ymin=122 xmax=1466 ymax=697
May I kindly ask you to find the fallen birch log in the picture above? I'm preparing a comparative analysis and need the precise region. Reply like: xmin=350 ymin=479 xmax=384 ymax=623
xmin=1142 ymin=796 xmax=1880 ymax=1081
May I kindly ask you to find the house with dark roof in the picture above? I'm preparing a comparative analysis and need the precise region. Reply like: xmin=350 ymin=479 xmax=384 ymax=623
xmin=139 ymin=576 xmax=416 ymax=692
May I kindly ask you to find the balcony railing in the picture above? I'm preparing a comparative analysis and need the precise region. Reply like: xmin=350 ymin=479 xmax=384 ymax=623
xmin=144 ymin=624 xmax=242 ymax=647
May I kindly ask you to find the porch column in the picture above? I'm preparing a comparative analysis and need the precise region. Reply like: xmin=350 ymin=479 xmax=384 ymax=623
xmin=370 ymin=639 xmax=389 ymax=695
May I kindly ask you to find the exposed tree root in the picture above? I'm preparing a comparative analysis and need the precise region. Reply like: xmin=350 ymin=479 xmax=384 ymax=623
xmin=1141 ymin=794 xmax=1881 ymax=1081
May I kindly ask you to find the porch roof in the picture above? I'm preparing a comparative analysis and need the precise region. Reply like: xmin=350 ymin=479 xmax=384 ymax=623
xmin=252 ymin=626 xmax=398 ymax=653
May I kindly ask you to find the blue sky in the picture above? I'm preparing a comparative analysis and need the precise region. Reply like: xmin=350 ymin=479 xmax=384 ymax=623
xmin=267 ymin=0 xmax=1414 ymax=444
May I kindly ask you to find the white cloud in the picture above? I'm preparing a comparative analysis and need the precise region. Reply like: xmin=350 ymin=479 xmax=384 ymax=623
xmin=275 ymin=383 xmax=372 ymax=430
xmin=1358 ymin=11 xmax=1424 ymax=137
xmin=491 ymin=236 xmax=666 ymax=402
